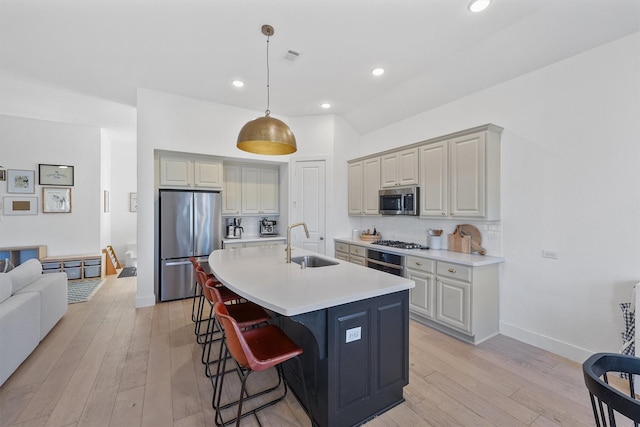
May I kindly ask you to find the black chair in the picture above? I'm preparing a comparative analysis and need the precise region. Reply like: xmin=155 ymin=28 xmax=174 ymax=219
xmin=583 ymin=352 xmax=640 ymax=426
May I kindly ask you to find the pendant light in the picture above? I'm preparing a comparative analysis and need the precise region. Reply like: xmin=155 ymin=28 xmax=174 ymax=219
xmin=237 ymin=25 xmax=297 ymax=155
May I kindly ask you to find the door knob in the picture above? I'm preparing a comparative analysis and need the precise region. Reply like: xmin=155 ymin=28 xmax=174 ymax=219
xmin=320 ymin=237 xmax=324 ymax=240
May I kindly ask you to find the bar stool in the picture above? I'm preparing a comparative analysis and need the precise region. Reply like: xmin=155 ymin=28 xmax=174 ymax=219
xmin=201 ymin=278 xmax=271 ymax=378
xmin=213 ymin=301 xmax=313 ymax=427
xmin=194 ymin=269 xmax=241 ymax=345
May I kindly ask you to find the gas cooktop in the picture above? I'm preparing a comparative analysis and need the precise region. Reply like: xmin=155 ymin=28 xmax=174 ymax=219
xmin=371 ymin=240 xmax=429 ymax=250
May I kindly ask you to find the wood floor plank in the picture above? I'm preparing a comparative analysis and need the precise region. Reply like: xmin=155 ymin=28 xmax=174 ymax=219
xmin=109 ymin=384 xmax=145 ymax=427
xmin=141 ymin=333 xmax=173 ymax=427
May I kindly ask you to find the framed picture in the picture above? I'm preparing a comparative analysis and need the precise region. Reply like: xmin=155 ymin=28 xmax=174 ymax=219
xmin=42 ymin=187 xmax=72 ymax=213
xmin=129 ymin=192 xmax=138 ymax=212
xmin=7 ymin=169 xmax=35 ymax=193
xmin=3 ymin=197 xmax=38 ymax=215
xmin=38 ymin=164 xmax=74 ymax=186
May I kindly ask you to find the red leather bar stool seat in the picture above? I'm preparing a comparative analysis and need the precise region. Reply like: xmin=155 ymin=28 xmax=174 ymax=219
xmin=201 ymin=278 xmax=270 ymax=378
xmin=213 ymin=302 xmax=313 ymax=426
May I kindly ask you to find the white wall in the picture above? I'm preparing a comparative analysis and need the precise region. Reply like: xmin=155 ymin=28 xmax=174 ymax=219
xmin=349 ymin=32 xmax=640 ymax=361
xmin=0 ymin=115 xmax=103 ymax=256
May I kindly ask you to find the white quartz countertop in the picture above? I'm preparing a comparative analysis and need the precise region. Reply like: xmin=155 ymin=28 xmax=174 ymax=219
xmin=221 ymin=235 xmax=285 ymax=244
xmin=335 ymin=237 xmax=505 ymax=267
xmin=208 ymin=245 xmax=414 ymax=316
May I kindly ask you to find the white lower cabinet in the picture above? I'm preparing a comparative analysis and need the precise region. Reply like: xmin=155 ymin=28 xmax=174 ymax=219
xmin=406 ymin=256 xmax=435 ymax=319
xmin=334 ymin=242 xmax=365 ymax=265
xmin=407 ymin=256 xmax=498 ymax=344
xmin=223 ymin=239 xmax=285 ymax=249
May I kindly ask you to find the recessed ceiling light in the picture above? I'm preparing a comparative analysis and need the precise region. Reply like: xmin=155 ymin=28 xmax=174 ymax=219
xmin=371 ymin=68 xmax=385 ymax=77
xmin=468 ymin=0 xmax=491 ymax=13
xmin=321 ymin=102 xmax=331 ymax=109
xmin=232 ymin=79 xmax=245 ymax=88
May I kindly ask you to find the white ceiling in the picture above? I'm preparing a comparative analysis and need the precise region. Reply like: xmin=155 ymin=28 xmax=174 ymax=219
xmin=1 ymin=0 xmax=638 ymax=135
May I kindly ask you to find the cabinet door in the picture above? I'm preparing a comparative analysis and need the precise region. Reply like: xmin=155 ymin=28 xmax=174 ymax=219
xmin=335 ymin=252 xmax=349 ymax=262
xmin=348 ymin=162 xmax=364 ymax=215
xmin=380 ymin=154 xmax=398 ymax=188
xmin=407 ymin=269 xmax=435 ymax=319
xmin=449 ymin=132 xmax=485 ymax=218
xmin=397 ymin=148 xmax=419 ymax=186
xmin=349 ymin=255 xmax=366 ymax=266
xmin=436 ymin=276 xmax=471 ymax=333
xmin=159 ymin=157 xmax=192 ymax=187
xmin=259 ymin=168 xmax=279 ymax=214
xmin=419 ymin=141 xmax=448 ymax=217
xmin=241 ymin=167 xmax=260 ymax=214
xmin=362 ymin=157 xmax=381 ymax=215
xmin=381 ymin=148 xmax=418 ymax=188
xmin=223 ymin=242 xmax=245 ymax=249
xmin=194 ymin=160 xmax=223 ymax=189
xmin=222 ymin=165 xmax=242 ymax=215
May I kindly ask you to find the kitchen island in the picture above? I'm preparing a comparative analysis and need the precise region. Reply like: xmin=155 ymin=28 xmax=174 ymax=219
xmin=209 ymin=245 xmax=415 ymax=427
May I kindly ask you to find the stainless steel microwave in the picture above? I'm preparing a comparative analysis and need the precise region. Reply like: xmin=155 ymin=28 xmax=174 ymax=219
xmin=379 ymin=186 xmax=419 ymax=215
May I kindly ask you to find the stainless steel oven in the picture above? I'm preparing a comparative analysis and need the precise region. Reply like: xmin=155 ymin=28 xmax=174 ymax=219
xmin=366 ymin=248 xmax=404 ymax=276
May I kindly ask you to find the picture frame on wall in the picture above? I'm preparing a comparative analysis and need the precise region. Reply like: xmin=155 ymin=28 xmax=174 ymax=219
xmin=3 ymin=196 xmax=38 ymax=215
xmin=7 ymin=169 xmax=35 ymax=193
xmin=42 ymin=187 xmax=72 ymax=213
xmin=38 ymin=164 xmax=74 ymax=186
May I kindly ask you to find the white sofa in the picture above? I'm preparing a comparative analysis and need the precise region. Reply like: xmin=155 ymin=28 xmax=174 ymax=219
xmin=0 ymin=259 xmax=68 ymax=386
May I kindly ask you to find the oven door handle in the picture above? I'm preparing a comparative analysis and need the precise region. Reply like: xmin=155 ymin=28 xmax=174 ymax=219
xmin=366 ymin=258 xmax=404 ymax=271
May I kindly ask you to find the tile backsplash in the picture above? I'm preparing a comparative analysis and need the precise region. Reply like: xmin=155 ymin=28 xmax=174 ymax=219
xmin=350 ymin=216 xmax=503 ymax=256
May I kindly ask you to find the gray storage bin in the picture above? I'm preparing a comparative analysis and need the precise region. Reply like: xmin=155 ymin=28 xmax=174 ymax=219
xmin=63 ymin=260 xmax=82 ymax=268
xmin=42 ymin=261 xmax=62 ymax=270
xmin=84 ymin=258 xmax=101 ymax=266
xmin=43 ymin=268 xmax=62 ymax=274
xmin=65 ymin=267 xmax=81 ymax=280
xmin=84 ymin=265 xmax=101 ymax=278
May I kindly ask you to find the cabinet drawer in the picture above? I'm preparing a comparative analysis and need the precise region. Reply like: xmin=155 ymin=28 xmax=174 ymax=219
xmin=437 ymin=262 xmax=471 ymax=282
xmin=335 ymin=242 xmax=349 ymax=253
xmin=406 ymin=256 xmax=434 ymax=273
xmin=349 ymin=245 xmax=365 ymax=257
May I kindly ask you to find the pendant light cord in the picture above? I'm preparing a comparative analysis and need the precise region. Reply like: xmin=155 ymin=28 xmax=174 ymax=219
xmin=265 ymin=32 xmax=271 ymax=117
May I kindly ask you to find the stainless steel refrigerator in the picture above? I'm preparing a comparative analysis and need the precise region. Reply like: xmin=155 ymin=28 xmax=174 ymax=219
xmin=159 ymin=189 xmax=222 ymax=302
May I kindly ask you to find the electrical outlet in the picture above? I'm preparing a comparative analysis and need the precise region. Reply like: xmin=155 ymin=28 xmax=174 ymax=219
xmin=542 ymin=249 xmax=559 ymax=260
xmin=346 ymin=327 xmax=361 ymax=343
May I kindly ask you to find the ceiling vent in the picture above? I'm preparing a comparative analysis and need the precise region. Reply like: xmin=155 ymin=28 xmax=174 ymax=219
xmin=283 ymin=50 xmax=301 ymax=62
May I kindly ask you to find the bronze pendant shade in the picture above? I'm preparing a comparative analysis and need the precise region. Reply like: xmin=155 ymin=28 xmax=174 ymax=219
xmin=237 ymin=25 xmax=297 ymax=155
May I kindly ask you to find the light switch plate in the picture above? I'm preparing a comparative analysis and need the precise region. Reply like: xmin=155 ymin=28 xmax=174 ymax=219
xmin=346 ymin=326 xmax=362 ymax=343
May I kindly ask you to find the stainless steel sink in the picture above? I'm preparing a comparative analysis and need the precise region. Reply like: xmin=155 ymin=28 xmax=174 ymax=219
xmin=291 ymin=255 xmax=339 ymax=268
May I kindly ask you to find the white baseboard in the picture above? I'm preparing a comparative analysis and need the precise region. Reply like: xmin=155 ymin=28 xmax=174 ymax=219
xmin=135 ymin=294 xmax=156 ymax=308
xmin=500 ymin=321 xmax=592 ymax=363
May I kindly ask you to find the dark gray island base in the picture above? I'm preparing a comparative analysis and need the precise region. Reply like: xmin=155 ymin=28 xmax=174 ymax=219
xmin=275 ymin=290 xmax=410 ymax=427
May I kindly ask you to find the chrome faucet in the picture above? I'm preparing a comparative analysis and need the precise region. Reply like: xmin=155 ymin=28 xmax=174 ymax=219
xmin=286 ymin=222 xmax=310 ymax=263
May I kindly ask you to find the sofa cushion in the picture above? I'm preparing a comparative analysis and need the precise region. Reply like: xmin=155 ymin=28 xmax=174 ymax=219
xmin=0 ymin=292 xmax=41 ymax=386
xmin=15 ymin=271 xmax=68 ymax=339
xmin=0 ymin=273 xmax=11 ymax=303
xmin=7 ymin=259 xmax=42 ymax=294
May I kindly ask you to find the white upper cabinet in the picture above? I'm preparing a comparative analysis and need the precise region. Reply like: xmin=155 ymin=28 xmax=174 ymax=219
xmin=419 ymin=125 xmax=501 ymax=220
xmin=159 ymin=155 xmax=223 ymax=189
xmin=449 ymin=132 xmax=486 ymax=218
xmin=159 ymin=156 xmax=192 ymax=187
xmin=222 ymin=164 xmax=242 ymax=215
xmin=348 ymin=157 xmax=380 ymax=216
xmin=241 ymin=166 xmax=279 ymax=215
xmin=419 ymin=141 xmax=448 ymax=217
xmin=194 ymin=159 xmax=223 ymax=188
xmin=380 ymin=148 xmax=419 ymax=188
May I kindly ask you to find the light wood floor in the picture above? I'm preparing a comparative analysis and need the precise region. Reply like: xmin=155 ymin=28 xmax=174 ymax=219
xmin=0 ymin=273 xmax=599 ymax=427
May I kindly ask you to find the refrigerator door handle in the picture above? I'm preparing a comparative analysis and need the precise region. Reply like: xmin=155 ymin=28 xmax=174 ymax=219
xmin=164 ymin=260 xmax=192 ymax=267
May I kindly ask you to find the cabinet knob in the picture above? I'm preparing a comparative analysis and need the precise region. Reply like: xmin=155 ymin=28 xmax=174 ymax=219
xmin=442 ymin=212 xmax=446 ymax=216
xmin=415 ymin=262 xmax=422 ymax=266
xmin=448 ymin=268 xmax=456 ymax=273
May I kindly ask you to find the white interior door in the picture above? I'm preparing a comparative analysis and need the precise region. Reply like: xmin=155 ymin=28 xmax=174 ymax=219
xmin=292 ymin=160 xmax=326 ymax=254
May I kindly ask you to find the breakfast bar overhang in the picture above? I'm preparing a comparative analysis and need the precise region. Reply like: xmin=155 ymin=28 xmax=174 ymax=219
xmin=209 ymin=245 xmax=415 ymax=427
